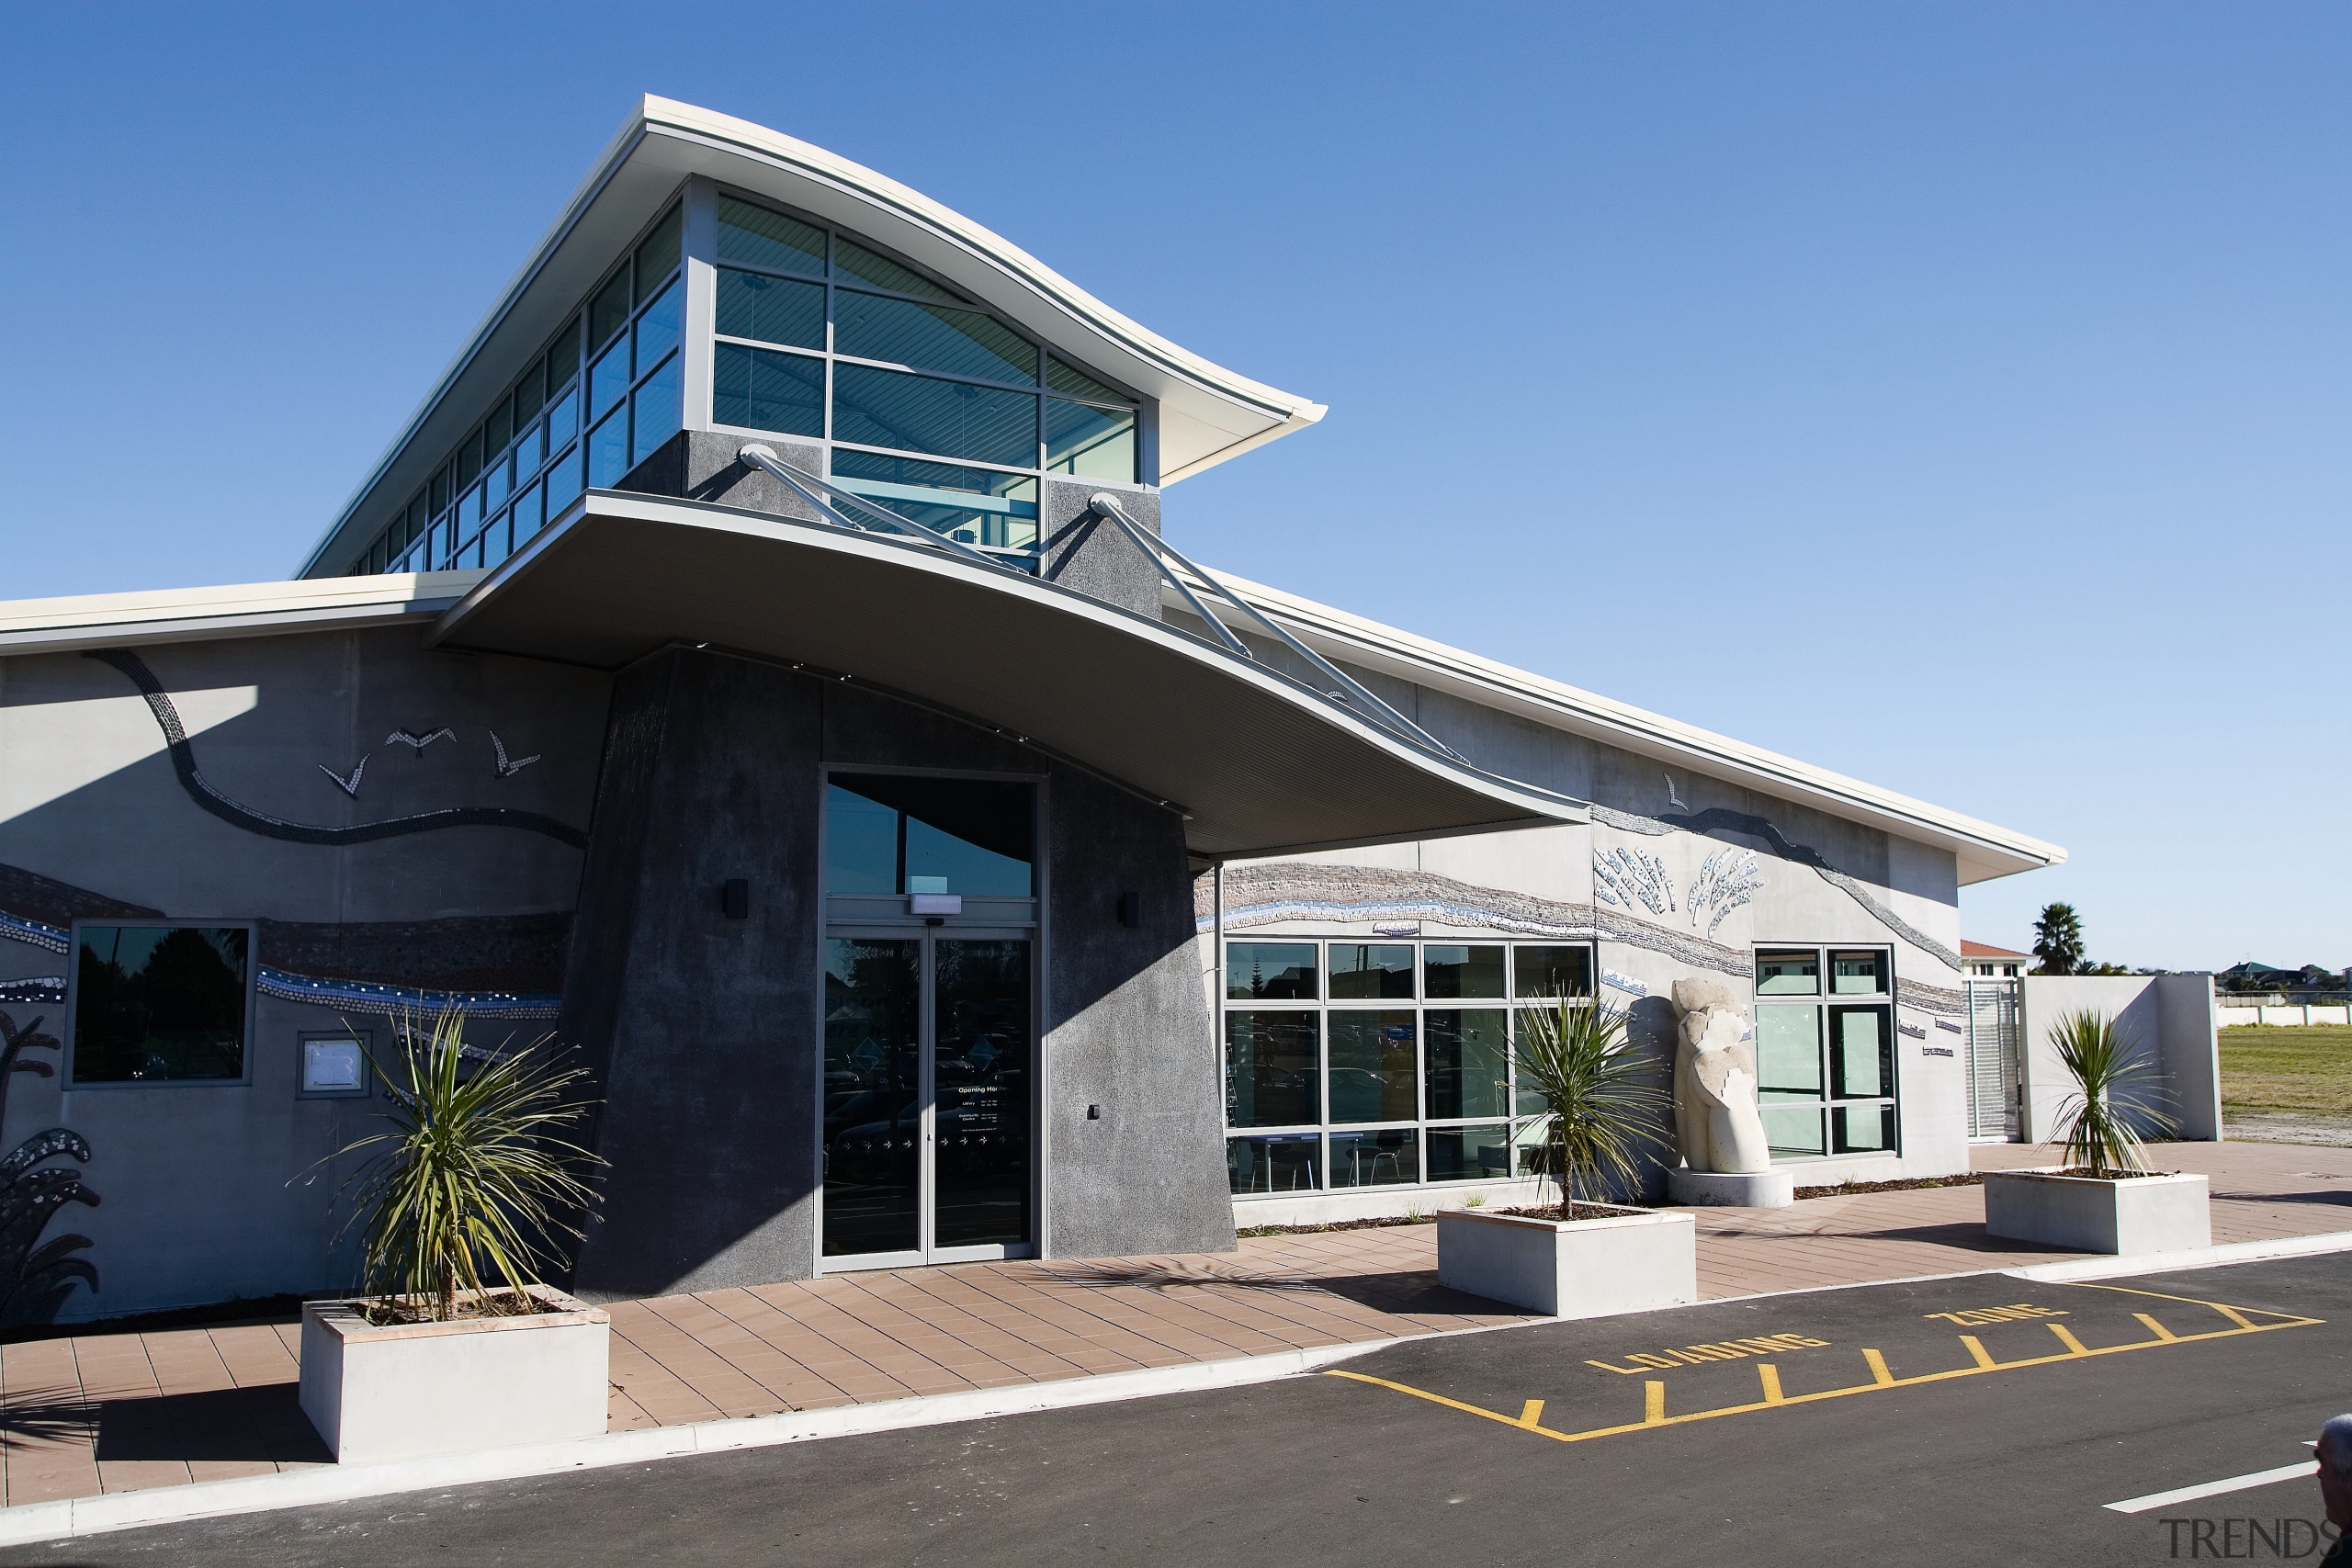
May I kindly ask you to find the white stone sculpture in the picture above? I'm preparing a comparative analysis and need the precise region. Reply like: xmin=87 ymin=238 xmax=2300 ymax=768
xmin=1670 ymin=976 xmax=1772 ymax=1175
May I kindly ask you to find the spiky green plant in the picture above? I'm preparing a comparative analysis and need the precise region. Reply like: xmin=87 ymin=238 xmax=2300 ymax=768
xmin=1513 ymin=994 xmax=1673 ymax=1213
xmin=2047 ymin=1009 xmax=2175 ymax=1178
xmin=324 ymin=1007 xmax=603 ymax=1323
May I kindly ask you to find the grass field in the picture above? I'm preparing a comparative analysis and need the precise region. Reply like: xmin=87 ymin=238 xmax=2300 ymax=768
xmin=2219 ymin=1024 xmax=2352 ymax=1115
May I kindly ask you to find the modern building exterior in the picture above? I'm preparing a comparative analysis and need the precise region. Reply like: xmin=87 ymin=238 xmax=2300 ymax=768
xmin=0 ymin=98 xmax=2079 ymax=1325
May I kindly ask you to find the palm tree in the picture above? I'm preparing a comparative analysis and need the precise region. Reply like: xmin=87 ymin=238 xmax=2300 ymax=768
xmin=1512 ymin=995 xmax=1672 ymax=1214
xmin=2046 ymin=1010 xmax=2174 ymax=1177
xmin=323 ymin=1007 xmax=603 ymax=1323
xmin=2032 ymin=903 xmax=2086 ymax=976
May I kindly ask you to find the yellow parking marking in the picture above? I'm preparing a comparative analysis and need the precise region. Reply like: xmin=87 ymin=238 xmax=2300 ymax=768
xmin=1925 ymin=1303 xmax=2068 ymax=1325
xmin=1323 ymin=1286 xmax=2324 ymax=1448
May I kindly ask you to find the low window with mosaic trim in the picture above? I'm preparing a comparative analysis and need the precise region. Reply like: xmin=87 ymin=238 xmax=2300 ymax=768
xmin=70 ymin=923 xmax=254 ymax=1085
xmin=1753 ymin=945 xmax=1897 ymax=1158
xmin=1222 ymin=939 xmax=1597 ymax=1195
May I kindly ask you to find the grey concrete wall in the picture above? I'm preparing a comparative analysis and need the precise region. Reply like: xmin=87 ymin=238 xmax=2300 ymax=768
xmin=0 ymin=626 xmax=610 ymax=1321
xmin=1039 ymin=784 xmax=1233 ymax=1259
xmin=562 ymin=649 xmax=825 ymax=1300
xmin=1040 ymin=480 xmax=1161 ymax=620
xmin=563 ymin=648 xmax=1227 ymax=1299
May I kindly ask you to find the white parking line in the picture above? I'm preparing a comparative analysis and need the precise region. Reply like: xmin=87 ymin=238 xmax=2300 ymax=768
xmin=2106 ymin=1461 xmax=2318 ymax=1514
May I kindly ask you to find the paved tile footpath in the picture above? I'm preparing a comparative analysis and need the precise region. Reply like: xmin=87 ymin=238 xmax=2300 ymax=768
xmin=3 ymin=1141 xmax=2345 ymax=1507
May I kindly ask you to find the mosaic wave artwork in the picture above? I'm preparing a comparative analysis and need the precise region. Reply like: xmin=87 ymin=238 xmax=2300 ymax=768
xmin=85 ymin=647 xmax=587 ymax=849
xmin=1196 ymin=861 xmax=1752 ymax=977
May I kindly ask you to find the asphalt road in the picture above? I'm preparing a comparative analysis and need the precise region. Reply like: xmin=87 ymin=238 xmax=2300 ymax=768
xmin=10 ymin=1257 xmax=2348 ymax=1567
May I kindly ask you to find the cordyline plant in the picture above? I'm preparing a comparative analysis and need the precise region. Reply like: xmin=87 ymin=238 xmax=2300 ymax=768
xmin=2047 ymin=1009 xmax=2174 ymax=1179
xmin=320 ymin=1007 xmax=602 ymax=1324
xmin=1513 ymin=994 xmax=1672 ymax=1214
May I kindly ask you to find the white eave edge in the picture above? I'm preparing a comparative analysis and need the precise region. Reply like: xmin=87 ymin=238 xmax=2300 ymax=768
xmin=1166 ymin=570 xmax=2067 ymax=885
xmin=296 ymin=95 xmax=1325 ymax=579
xmin=0 ymin=573 xmax=483 ymax=655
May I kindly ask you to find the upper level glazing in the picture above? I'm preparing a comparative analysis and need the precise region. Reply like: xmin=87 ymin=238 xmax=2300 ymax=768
xmin=340 ymin=184 xmax=1145 ymax=579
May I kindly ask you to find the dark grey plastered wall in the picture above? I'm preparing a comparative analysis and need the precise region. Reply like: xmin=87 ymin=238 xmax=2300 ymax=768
xmin=561 ymin=646 xmax=1230 ymax=1301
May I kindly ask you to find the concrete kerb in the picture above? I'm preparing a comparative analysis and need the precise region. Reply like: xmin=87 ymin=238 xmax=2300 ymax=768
xmin=8 ymin=1227 xmax=2350 ymax=1548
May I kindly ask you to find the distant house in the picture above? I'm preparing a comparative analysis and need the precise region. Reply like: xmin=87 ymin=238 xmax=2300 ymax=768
xmin=2216 ymin=962 xmax=2346 ymax=997
xmin=1962 ymin=941 xmax=2030 ymax=978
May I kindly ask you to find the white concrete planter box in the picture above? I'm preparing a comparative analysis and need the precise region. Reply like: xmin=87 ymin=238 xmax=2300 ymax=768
xmin=300 ymin=1284 xmax=610 ymax=1465
xmin=1982 ymin=1168 xmax=2211 ymax=1255
xmin=1437 ymin=1206 xmax=1697 ymax=1318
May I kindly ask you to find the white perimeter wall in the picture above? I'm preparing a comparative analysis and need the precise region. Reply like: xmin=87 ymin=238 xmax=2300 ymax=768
xmin=2018 ymin=975 xmax=2222 ymax=1145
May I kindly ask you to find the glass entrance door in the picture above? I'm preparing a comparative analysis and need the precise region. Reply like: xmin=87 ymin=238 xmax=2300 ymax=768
xmin=821 ymin=931 xmax=1034 ymax=1266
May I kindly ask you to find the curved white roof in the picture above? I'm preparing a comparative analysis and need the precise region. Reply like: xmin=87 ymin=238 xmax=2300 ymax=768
xmin=298 ymin=96 xmax=1325 ymax=579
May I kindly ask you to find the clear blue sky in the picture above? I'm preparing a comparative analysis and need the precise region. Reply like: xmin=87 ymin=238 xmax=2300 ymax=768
xmin=3 ymin=3 xmax=2343 ymax=971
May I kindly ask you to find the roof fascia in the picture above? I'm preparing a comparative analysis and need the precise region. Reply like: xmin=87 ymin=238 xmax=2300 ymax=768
xmin=1163 ymin=572 xmax=2065 ymax=885
xmin=0 ymin=573 xmax=485 ymax=657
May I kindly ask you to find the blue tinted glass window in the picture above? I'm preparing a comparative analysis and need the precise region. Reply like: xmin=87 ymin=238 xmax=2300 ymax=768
xmin=589 ymin=268 xmax=630 ymax=349
xmin=824 ymin=773 xmax=1034 ymax=897
xmin=832 ymin=365 xmax=1035 ymax=468
xmin=544 ymin=444 xmax=581 ymax=514
xmin=514 ymin=417 xmax=544 ymax=478
xmin=587 ymin=410 xmax=628 ymax=487
xmin=1046 ymin=357 xmax=1125 ymax=401
xmin=634 ymin=204 xmax=682 ymax=294
xmin=834 ymin=292 xmax=1035 ymax=385
xmin=717 ymin=269 xmax=824 ymax=349
xmin=834 ymin=237 xmax=956 ymax=301
xmin=634 ymin=278 xmax=681 ymax=374
xmin=511 ymin=476 xmax=545 ymax=541
xmin=1046 ymin=400 xmax=1136 ymax=481
xmin=590 ymin=335 xmax=630 ymax=417
xmin=73 ymin=925 xmax=251 ymax=1083
xmin=824 ymin=785 xmax=899 ymax=894
xmin=484 ymin=453 xmax=511 ymax=510
xmin=828 ymin=449 xmax=1035 ymax=500
xmin=714 ymin=344 xmax=823 ymax=437
xmin=718 ymin=197 xmax=826 ymax=276
xmin=514 ymin=356 xmax=546 ymax=423
xmin=632 ymin=353 xmax=681 ymax=466
xmin=547 ymin=385 xmax=578 ymax=442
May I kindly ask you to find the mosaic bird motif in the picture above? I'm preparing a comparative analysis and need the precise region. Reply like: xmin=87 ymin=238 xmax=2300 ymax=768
xmin=387 ymin=727 xmax=456 ymax=757
xmin=317 ymin=756 xmax=368 ymax=797
xmin=490 ymin=731 xmax=540 ymax=778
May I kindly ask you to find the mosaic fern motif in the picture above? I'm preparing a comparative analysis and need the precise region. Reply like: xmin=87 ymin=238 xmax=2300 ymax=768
xmin=1688 ymin=848 xmax=1765 ymax=940
xmin=1592 ymin=847 xmax=1676 ymax=917
xmin=0 ymin=1011 xmax=98 ymax=1325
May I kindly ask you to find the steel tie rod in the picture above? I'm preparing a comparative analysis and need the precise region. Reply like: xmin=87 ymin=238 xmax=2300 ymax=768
xmin=738 ymin=444 xmax=1008 ymax=572
xmin=1085 ymin=491 xmax=1465 ymax=761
